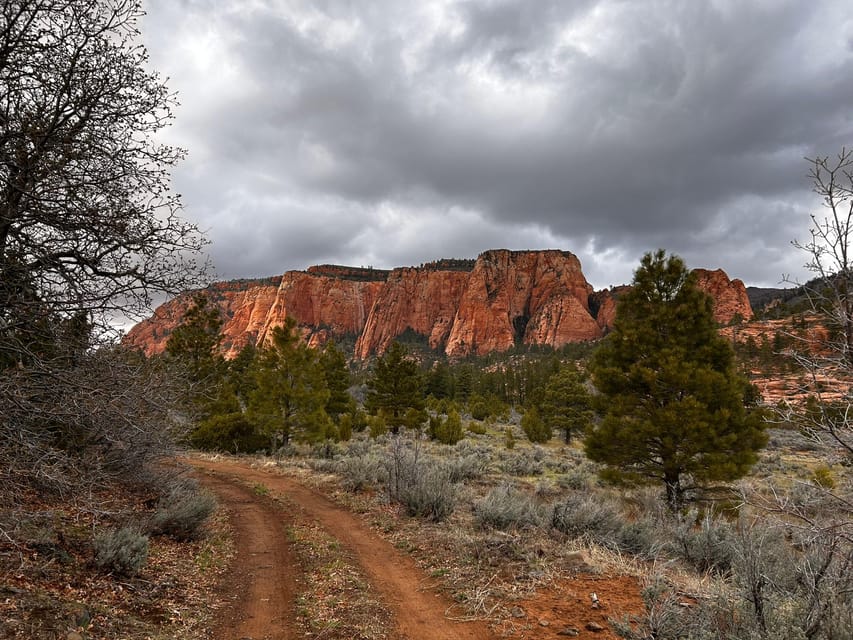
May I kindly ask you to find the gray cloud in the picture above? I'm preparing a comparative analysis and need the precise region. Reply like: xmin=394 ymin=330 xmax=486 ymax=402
xmin=143 ymin=0 xmax=853 ymax=289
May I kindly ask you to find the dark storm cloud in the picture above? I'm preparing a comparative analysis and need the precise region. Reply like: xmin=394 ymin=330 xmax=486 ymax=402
xmin=143 ymin=0 xmax=853 ymax=288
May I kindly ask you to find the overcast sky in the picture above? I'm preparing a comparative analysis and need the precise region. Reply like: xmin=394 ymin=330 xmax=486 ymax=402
xmin=142 ymin=0 xmax=853 ymax=289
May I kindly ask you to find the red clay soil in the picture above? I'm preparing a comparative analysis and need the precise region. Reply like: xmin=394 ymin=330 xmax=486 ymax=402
xmin=192 ymin=457 xmax=496 ymax=640
xmin=198 ymin=471 xmax=300 ymax=640
xmin=509 ymin=575 xmax=644 ymax=639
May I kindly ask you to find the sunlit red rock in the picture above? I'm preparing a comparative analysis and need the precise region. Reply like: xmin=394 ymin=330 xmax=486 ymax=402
xmin=124 ymin=251 xmax=756 ymax=360
xmin=693 ymin=268 xmax=754 ymax=324
xmin=444 ymin=250 xmax=601 ymax=357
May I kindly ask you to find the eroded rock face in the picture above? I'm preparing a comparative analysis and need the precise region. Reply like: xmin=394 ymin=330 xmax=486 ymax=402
xmin=354 ymin=266 xmax=471 ymax=359
xmin=124 ymin=251 xmax=754 ymax=359
xmin=589 ymin=286 xmax=631 ymax=333
xmin=693 ymin=268 xmax=754 ymax=324
xmin=124 ymin=273 xmax=383 ymax=358
xmin=444 ymin=250 xmax=601 ymax=357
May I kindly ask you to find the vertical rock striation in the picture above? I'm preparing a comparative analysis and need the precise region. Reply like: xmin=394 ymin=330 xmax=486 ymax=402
xmin=124 ymin=251 xmax=755 ymax=359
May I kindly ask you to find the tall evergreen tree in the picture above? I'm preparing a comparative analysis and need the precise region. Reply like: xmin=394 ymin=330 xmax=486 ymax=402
xmin=586 ymin=250 xmax=766 ymax=509
xmin=365 ymin=341 xmax=425 ymax=433
xmin=540 ymin=365 xmax=593 ymax=443
xmin=165 ymin=293 xmax=223 ymax=384
xmin=319 ymin=339 xmax=355 ymax=419
xmin=249 ymin=318 xmax=331 ymax=447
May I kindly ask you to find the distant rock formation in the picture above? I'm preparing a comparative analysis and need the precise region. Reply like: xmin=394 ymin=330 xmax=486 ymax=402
xmin=124 ymin=250 xmax=754 ymax=359
xmin=692 ymin=268 xmax=754 ymax=324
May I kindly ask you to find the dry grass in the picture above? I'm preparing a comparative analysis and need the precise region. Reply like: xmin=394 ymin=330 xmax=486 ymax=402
xmin=263 ymin=422 xmax=851 ymax=638
xmin=0 ymin=484 xmax=232 ymax=640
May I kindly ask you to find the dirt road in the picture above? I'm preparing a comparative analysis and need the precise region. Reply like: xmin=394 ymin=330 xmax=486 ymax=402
xmin=192 ymin=457 xmax=495 ymax=640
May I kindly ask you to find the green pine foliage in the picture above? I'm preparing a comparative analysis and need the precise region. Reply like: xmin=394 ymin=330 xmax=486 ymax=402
xmin=586 ymin=250 xmax=767 ymax=509
xmin=165 ymin=293 xmax=224 ymax=384
xmin=320 ymin=340 xmax=356 ymax=419
xmin=521 ymin=406 xmax=551 ymax=443
xmin=365 ymin=342 xmax=425 ymax=434
xmin=540 ymin=365 xmax=593 ymax=443
xmin=248 ymin=317 xmax=332 ymax=448
xmin=429 ymin=409 xmax=465 ymax=445
xmin=190 ymin=412 xmax=266 ymax=453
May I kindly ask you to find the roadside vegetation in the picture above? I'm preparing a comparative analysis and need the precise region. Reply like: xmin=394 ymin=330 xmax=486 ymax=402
xmin=172 ymin=242 xmax=851 ymax=638
xmin=1 ymin=2 xmax=221 ymax=637
xmin=2 ymin=1 xmax=852 ymax=638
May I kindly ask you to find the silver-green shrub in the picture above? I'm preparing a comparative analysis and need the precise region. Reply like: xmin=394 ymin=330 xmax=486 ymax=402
xmin=474 ymin=483 xmax=542 ymax=530
xmin=93 ymin=527 xmax=149 ymax=576
xmin=151 ymin=481 xmax=216 ymax=541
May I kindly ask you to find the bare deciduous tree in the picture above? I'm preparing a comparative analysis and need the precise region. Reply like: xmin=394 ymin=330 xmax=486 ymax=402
xmin=1 ymin=0 xmax=208 ymax=362
xmin=785 ymin=149 xmax=853 ymax=456
xmin=0 ymin=1 xmax=207 ymax=517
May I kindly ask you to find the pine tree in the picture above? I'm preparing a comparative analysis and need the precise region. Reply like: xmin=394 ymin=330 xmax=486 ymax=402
xmin=319 ymin=340 xmax=355 ymax=419
xmin=521 ymin=406 xmax=551 ymax=443
xmin=249 ymin=318 xmax=331 ymax=448
xmin=365 ymin=341 xmax=425 ymax=434
xmin=165 ymin=294 xmax=229 ymax=427
xmin=165 ymin=293 xmax=223 ymax=384
xmin=586 ymin=250 xmax=766 ymax=509
xmin=540 ymin=365 xmax=593 ymax=443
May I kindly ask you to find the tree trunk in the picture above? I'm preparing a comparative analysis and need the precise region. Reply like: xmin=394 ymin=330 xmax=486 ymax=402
xmin=664 ymin=473 xmax=683 ymax=511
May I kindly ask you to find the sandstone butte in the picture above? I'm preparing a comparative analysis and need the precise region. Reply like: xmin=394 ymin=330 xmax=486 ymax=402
xmin=123 ymin=249 xmax=754 ymax=360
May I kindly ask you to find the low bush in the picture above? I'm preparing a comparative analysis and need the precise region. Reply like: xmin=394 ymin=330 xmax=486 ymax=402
xmin=557 ymin=463 xmax=598 ymax=490
xmin=467 ymin=420 xmax=487 ymax=435
xmin=430 ymin=409 xmax=465 ymax=445
xmin=190 ymin=412 xmax=266 ymax=453
xmin=443 ymin=447 xmax=490 ymax=483
xmin=311 ymin=440 xmax=342 ymax=460
xmin=382 ymin=436 xmax=455 ymax=521
xmin=502 ymin=451 xmax=544 ymax=476
xmin=474 ymin=484 xmax=542 ymax=530
xmin=668 ymin=512 xmax=736 ymax=575
xmin=337 ymin=452 xmax=383 ymax=491
xmin=550 ymin=493 xmax=623 ymax=543
xmin=151 ymin=480 xmax=216 ymax=541
xmin=397 ymin=467 xmax=456 ymax=522
xmin=93 ymin=526 xmax=149 ymax=576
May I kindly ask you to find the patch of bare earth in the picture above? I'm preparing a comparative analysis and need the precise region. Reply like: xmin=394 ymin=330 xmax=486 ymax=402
xmin=192 ymin=455 xmax=645 ymax=639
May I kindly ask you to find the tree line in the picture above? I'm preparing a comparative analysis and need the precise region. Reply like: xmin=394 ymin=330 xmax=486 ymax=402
xmin=167 ymin=250 xmax=771 ymax=510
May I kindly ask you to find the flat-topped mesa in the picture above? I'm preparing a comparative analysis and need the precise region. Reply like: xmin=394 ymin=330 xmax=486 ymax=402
xmin=305 ymin=264 xmax=390 ymax=282
xmin=124 ymin=250 xmax=755 ymax=360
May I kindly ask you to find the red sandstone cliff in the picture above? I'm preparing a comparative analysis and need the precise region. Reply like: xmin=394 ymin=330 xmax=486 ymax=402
xmin=693 ymin=268 xmax=754 ymax=324
xmin=124 ymin=271 xmax=383 ymax=358
xmin=444 ymin=250 xmax=601 ymax=356
xmin=354 ymin=267 xmax=471 ymax=359
xmin=124 ymin=251 xmax=755 ymax=359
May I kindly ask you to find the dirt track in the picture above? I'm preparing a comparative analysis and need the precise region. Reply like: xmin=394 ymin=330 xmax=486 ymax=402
xmin=192 ymin=457 xmax=495 ymax=640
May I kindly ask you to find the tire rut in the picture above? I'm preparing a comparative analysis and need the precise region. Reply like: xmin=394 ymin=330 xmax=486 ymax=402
xmin=199 ymin=472 xmax=299 ymax=640
xmin=192 ymin=458 xmax=495 ymax=640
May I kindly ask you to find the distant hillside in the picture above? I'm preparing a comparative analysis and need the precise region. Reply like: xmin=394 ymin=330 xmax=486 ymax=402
xmin=747 ymin=277 xmax=826 ymax=318
xmin=125 ymin=249 xmax=754 ymax=360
